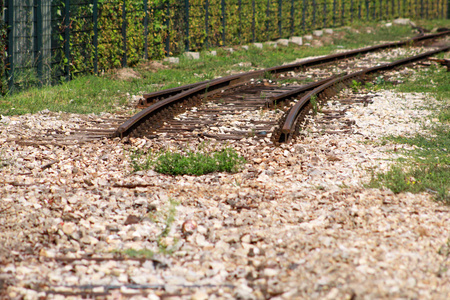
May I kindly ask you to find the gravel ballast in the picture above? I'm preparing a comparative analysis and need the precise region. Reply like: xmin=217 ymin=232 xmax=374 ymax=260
xmin=1 ymin=64 xmax=450 ymax=299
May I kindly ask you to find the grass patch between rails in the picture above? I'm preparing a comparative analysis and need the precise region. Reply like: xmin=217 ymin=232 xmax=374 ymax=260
xmin=369 ymin=64 xmax=450 ymax=203
xmin=130 ymin=146 xmax=246 ymax=176
xmin=2 ymin=20 xmax=449 ymax=116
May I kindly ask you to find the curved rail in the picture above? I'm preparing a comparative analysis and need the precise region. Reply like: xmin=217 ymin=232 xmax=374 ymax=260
xmin=138 ymin=31 xmax=450 ymax=108
xmin=115 ymin=31 xmax=450 ymax=138
xmin=278 ymin=45 xmax=450 ymax=143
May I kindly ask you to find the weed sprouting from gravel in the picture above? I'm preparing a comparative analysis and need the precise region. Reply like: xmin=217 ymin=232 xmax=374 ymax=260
xmin=369 ymin=65 xmax=450 ymax=203
xmin=154 ymin=147 xmax=246 ymax=176
xmin=129 ymin=147 xmax=246 ymax=176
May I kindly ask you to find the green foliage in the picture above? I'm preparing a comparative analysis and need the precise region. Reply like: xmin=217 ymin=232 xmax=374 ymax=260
xmin=2 ymin=1 xmax=449 ymax=94
xmin=154 ymin=147 xmax=246 ymax=176
xmin=310 ymin=94 xmax=319 ymax=114
xmin=351 ymin=80 xmax=362 ymax=93
xmin=2 ymin=20 xmax=448 ymax=115
xmin=129 ymin=146 xmax=246 ymax=176
xmin=370 ymin=66 xmax=450 ymax=203
xmin=121 ymin=248 xmax=155 ymax=258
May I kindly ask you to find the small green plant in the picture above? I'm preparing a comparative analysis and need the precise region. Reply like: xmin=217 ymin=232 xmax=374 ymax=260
xmin=365 ymin=82 xmax=374 ymax=89
xmin=121 ymin=248 xmax=155 ymax=259
xmin=263 ymin=71 xmax=273 ymax=80
xmin=156 ymin=198 xmax=179 ymax=254
xmin=129 ymin=146 xmax=246 ymax=176
xmin=375 ymin=76 xmax=386 ymax=86
xmin=310 ymin=94 xmax=319 ymax=114
xmin=154 ymin=147 xmax=245 ymax=176
xmin=351 ymin=80 xmax=362 ymax=93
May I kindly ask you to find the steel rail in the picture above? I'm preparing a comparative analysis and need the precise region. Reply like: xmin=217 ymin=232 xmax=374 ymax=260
xmin=138 ymin=31 xmax=450 ymax=107
xmin=278 ymin=44 xmax=450 ymax=143
xmin=115 ymin=31 xmax=450 ymax=138
xmin=265 ymin=75 xmax=342 ymax=108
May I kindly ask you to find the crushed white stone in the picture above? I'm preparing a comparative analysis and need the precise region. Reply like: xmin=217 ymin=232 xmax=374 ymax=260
xmin=1 ymin=66 xmax=450 ymax=299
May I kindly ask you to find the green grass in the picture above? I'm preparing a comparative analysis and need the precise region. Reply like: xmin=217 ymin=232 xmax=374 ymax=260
xmin=130 ymin=147 xmax=246 ymax=176
xmin=120 ymin=248 xmax=155 ymax=259
xmin=369 ymin=64 xmax=450 ymax=203
xmin=3 ymin=20 xmax=446 ymax=116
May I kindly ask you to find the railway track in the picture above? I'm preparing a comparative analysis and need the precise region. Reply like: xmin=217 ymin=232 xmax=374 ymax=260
xmin=113 ymin=31 xmax=449 ymax=145
xmin=9 ymin=31 xmax=448 ymax=148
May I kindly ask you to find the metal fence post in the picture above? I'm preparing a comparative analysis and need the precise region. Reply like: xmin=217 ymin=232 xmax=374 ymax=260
xmin=372 ymin=0 xmax=375 ymax=19
xmin=143 ymin=0 xmax=148 ymax=60
xmin=278 ymin=0 xmax=282 ymax=38
xmin=7 ymin=0 xmax=14 ymax=90
xmin=350 ymin=0 xmax=354 ymax=20
xmin=358 ymin=0 xmax=361 ymax=19
xmin=36 ymin=0 xmax=43 ymax=85
xmin=165 ymin=2 xmax=170 ymax=56
xmin=93 ymin=0 xmax=99 ymax=73
xmin=122 ymin=0 xmax=127 ymax=67
xmin=312 ymin=0 xmax=316 ymax=28
xmin=323 ymin=1 xmax=327 ymax=28
xmin=341 ymin=0 xmax=345 ymax=25
xmin=420 ymin=0 xmax=424 ymax=18
xmin=333 ymin=0 xmax=336 ymax=26
xmin=238 ymin=0 xmax=242 ymax=42
xmin=366 ymin=0 xmax=369 ymax=20
xmin=64 ymin=0 xmax=70 ymax=81
xmin=185 ymin=0 xmax=189 ymax=51
xmin=221 ymin=0 xmax=226 ymax=45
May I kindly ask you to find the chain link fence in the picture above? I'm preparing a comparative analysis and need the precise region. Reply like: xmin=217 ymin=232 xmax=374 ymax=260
xmin=1 ymin=0 xmax=449 ymax=94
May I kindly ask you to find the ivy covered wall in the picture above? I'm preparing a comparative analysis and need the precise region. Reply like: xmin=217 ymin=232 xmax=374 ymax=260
xmin=1 ymin=0 xmax=448 ymax=94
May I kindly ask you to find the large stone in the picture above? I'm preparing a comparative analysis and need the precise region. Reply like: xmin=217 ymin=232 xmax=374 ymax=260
xmin=393 ymin=18 xmax=414 ymax=26
xmin=184 ymin=52 xmax=200 ymax=60
xmin=62 ymin=222 xmax=78 ymax=236
xmin=163 ymin=57 xmax=179 ymax=64
xmin=324 ymin=28 xmax=334 ymax=34
xmin=252 ymin=43 xmax=263 ymax=49
xmin=276 ymin=39 xmax=289 ymax=46
xmin=313 ymin=30 xmax=323 ymax=37
xmin=303 ymin=34 xmax=313 ymax=41
xmin=289 ymin=36 xmax=303 ymax=46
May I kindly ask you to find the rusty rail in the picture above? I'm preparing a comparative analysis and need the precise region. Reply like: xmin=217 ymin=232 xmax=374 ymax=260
xmin=115 ymin=31 xmax=449 ymax=138
xmin=277 ymin=45 xmax=450 ymax=143
xmin=137 ymin=31 xmax=449 ymax=108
